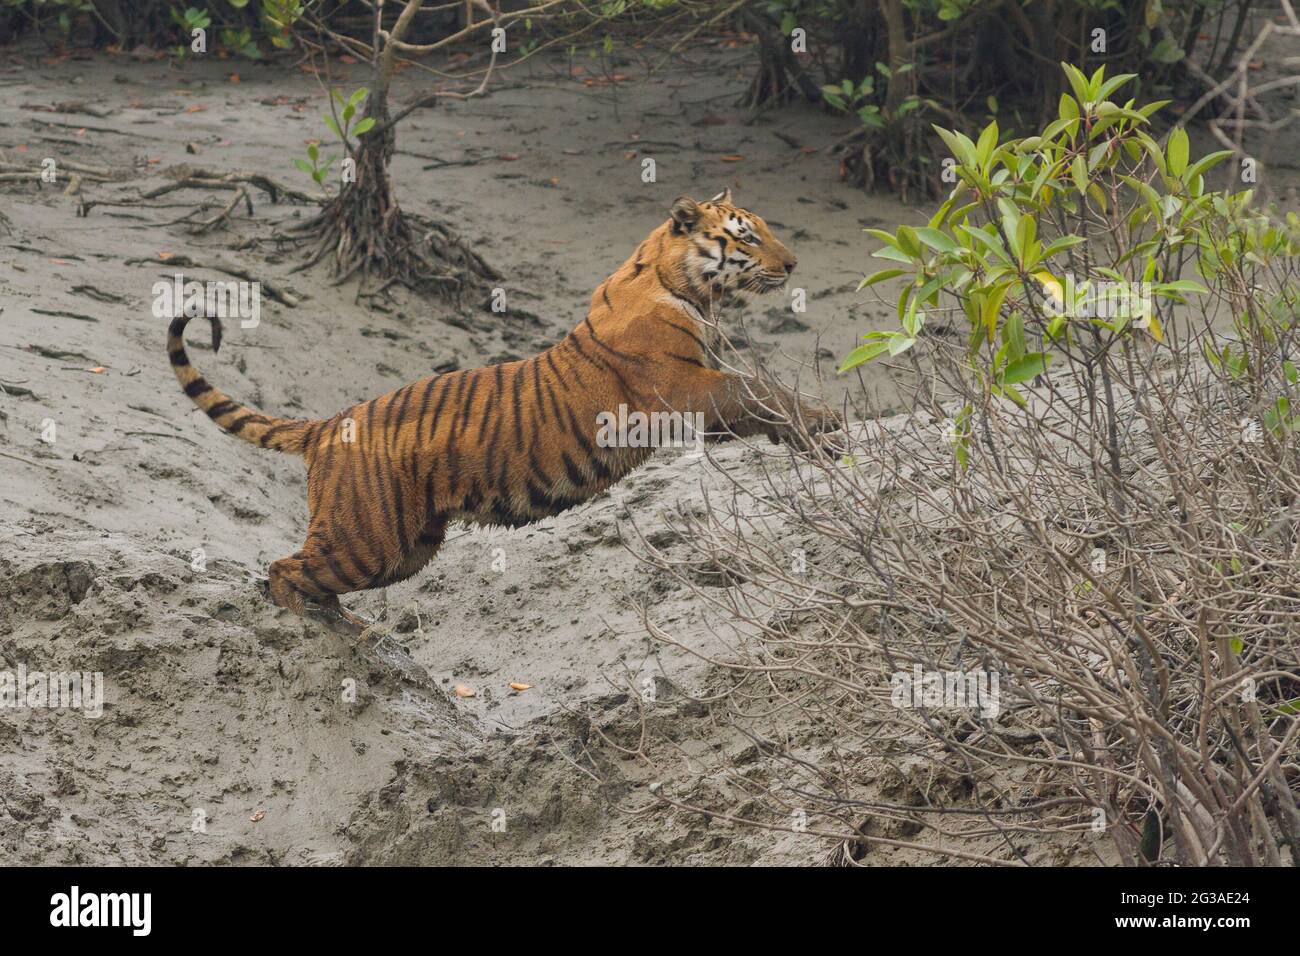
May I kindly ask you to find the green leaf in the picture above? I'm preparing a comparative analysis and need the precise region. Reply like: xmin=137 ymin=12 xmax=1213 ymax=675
xmin=859 ymin=268 xmax=908 ymax=289
xmin=1168 ymin=127 xmax=1189 ymax=178
xmin=1041 ymin=235 xmax=1087 ymax=257
xmin=976 ymin=120 xmax=998 ymax=167
xmin=1060 ymin=63 xmax=1090 ymax=105
xmin=1183 ymin=149 xmax=1233 ymax=185
xmin=888 ymin=335 xmax=916 ymax=356
xmin=932 ymin=125 xmax=977 ymax=167
xmin=352 ymin=117 xmax=376 ymax=137
xmin=1154 ymin=279 xmax=1209 ymax=297
xmin=914 ymin=227 xmax=958 ymax=254
xmin=1001 ymin=352 xmax=1050 ymax=385
xmin=839 ymin=340 xmax=892 ymax=372
xmin=1096 ymin=73 xmax=1136 ymax=103
xmin=1002 ymin=310 xmax=1026 ymax=362
xmin=1070 ymin=155 xmax=1088 ymax=194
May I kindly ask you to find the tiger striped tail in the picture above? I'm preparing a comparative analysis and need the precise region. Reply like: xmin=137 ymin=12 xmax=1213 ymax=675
xmin=167 ymin=314 xmax=316 ymax=454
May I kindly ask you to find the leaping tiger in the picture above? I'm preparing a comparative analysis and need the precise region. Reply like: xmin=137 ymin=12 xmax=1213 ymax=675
xmin=167 ymin=190 xmax=840 ymax=630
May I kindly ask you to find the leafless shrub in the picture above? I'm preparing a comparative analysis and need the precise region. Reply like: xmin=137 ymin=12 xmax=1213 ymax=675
xmin=617 ymin=230 xmax=1300 ymax=869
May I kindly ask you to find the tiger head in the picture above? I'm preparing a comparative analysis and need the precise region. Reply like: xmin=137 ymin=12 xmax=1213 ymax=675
xmin=667 ymin=190 xmax=797 ymax=299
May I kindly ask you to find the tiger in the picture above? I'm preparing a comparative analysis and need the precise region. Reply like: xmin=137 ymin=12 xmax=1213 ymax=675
xmin=167 ymin=190 xmax=840 ymax=631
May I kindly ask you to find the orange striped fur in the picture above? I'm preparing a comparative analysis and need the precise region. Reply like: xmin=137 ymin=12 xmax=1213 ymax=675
xmin=167 ymin=192 xmax=837 ymax=627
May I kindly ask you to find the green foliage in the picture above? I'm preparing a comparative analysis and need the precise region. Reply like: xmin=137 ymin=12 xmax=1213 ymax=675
xmin=260 ymin=0 xmax=302 ymax=49
xmin=844 ymin=63 xmax=1299 ymax=456
xmin=220 ymin=25 xmax=260 ymax=58
xmin=296 ymin=86 xmax=373 ymax=187
xmin=822 ymin=62 xmax=924 ymax=132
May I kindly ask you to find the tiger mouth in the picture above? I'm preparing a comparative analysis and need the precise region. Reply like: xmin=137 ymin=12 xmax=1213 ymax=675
xmin=745 ymin=272 xmax=789 ymax=293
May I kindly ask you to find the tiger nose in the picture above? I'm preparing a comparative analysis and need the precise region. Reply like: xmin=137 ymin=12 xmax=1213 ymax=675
xmin=784 ymin=256 xmax=797 ymax=275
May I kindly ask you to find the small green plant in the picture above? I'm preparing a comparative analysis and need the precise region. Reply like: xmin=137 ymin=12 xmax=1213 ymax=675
xmin=822 ymin=62 xmax=925 ymax=131
xmin=822 ymin=75 xmax=883 ymax=130
xmin=295 ymin=87 xmax=375 ymax=187
xmin=822 ymin=62 xmax=936 ymax=198
xmin=294 ymin=141 xmax=336 ymax=188
xmin=219 ymin=26 xmax=261 ymax=59
xmin=324 ymin=87 xmax=376 ymax=147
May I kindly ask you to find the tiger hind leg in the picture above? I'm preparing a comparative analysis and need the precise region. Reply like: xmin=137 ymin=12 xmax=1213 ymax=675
xmin=267 ymin=516 xmax=448 ymax=634
xmin=267 ymin=548 xmax=367 ymax=635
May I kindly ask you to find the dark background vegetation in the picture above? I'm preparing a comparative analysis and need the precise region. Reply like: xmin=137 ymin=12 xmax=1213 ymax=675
xmin=0 ymin=0 xmax=1269 ymax=199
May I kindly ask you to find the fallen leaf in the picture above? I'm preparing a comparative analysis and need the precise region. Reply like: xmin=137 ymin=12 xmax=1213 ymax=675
xmin=340 ymin=55 xmax=357 ymax=64
xmin=719 ymin=154 xmax=744 ymax=162
xmin=454 ymin=684 xmax=476 ymax=698
xmin=158 ymin=252 xmax=175 ymax=260
xmin=229 ymin=73 xmax=241 ymax=84
xmin=800 ymin=145 xmax=818 ymax=154
xmin=250 ymin=809 xmax=266 ymax=823
xmin=88 ymin=367 xmax=106 ymax=374
xmin=49 ymin=258 xmax=72 ymax=265
xmin=498 ymin=153 xmax=521 ymax=161
xmin=185 ymin=105 xmax=207 ymax=113
xmin=624 ymin=150 xmax=637 ymax=160
xmin=509 ymin=682 xmax=533 ymax=692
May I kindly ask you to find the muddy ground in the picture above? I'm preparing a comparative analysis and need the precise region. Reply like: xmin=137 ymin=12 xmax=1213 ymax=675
xmin=0 ymin=32 xmax=1294 ymax=866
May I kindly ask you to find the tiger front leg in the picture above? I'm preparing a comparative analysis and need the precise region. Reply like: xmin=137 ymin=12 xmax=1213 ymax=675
xmin=706 ymin=372 xmax=843 ymax=452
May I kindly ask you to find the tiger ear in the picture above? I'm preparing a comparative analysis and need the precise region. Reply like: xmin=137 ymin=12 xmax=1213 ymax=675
xmin=669 ymin=196 xmax=701 ymax=233
xmin=709 ymin=189 xmax=733 ymax=204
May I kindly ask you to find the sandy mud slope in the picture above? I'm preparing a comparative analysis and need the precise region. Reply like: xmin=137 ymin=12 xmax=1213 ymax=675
xmin=7 ymin=36 xmax=1258 ymax=865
